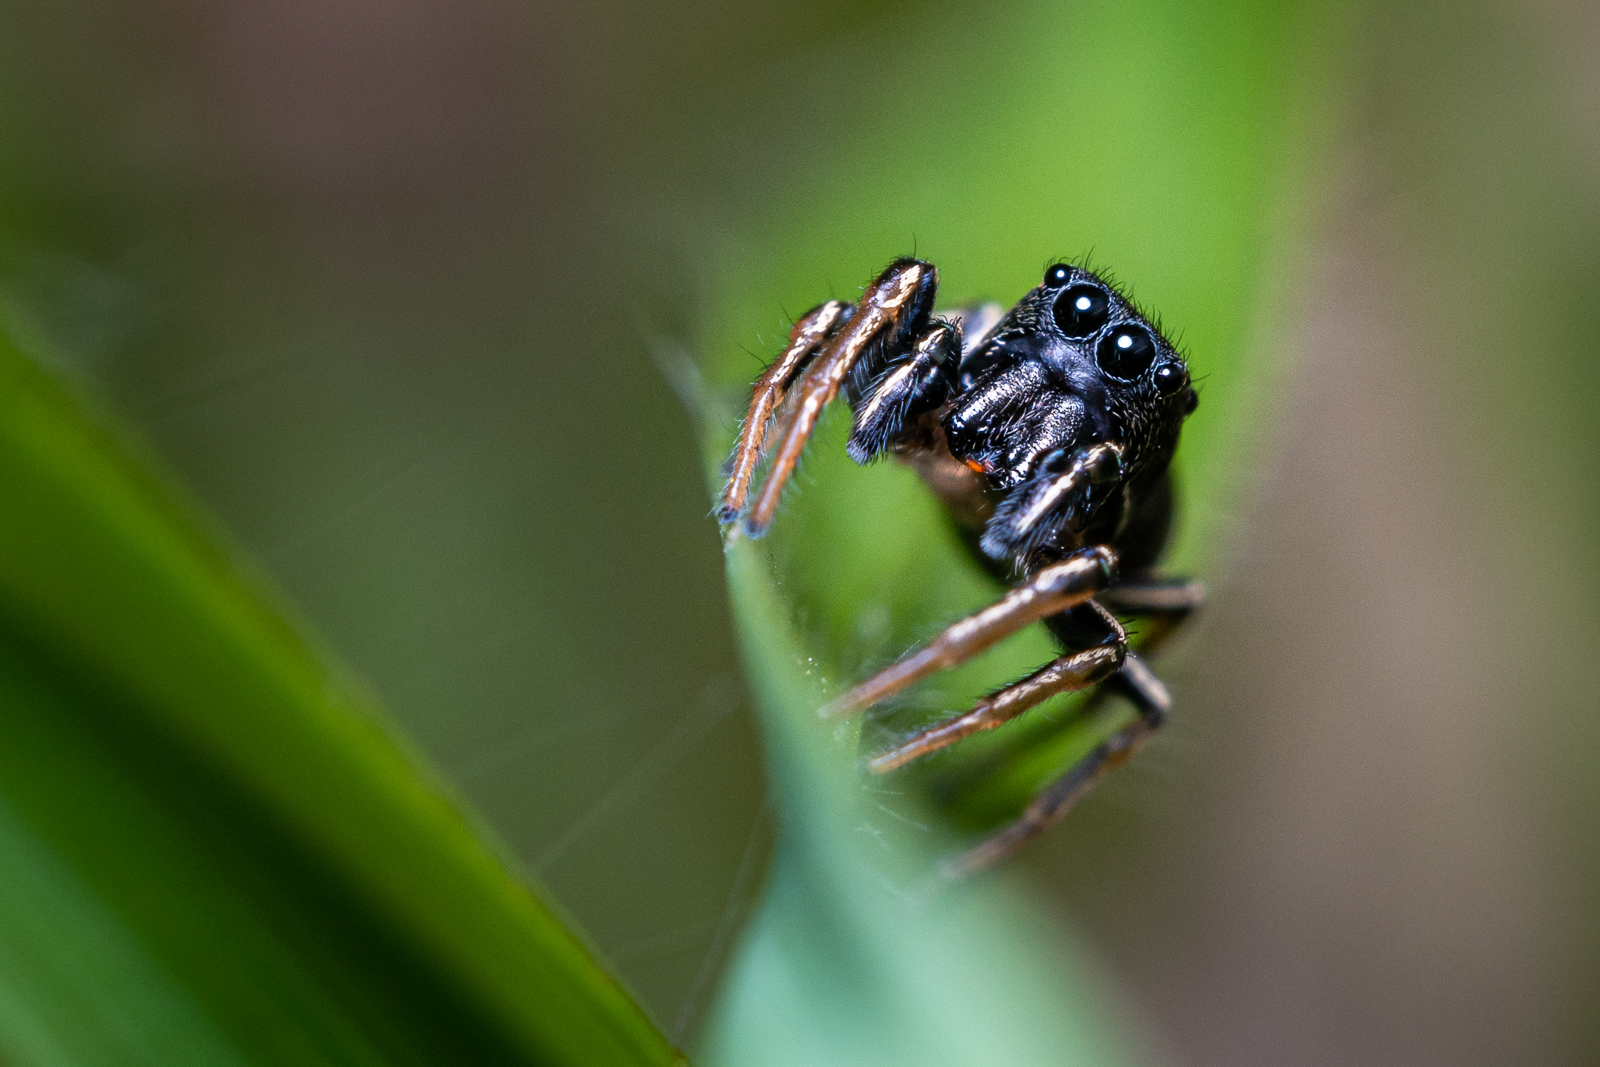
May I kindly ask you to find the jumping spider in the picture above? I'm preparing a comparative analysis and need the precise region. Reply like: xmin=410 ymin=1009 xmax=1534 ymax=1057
xmin=719 ymin=258 xmax=1202 ymax=874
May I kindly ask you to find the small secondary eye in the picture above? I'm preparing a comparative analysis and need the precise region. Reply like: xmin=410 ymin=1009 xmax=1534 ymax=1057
xmin=1053 ymin=284 xmax=1109 ymax=338
xmin=1097 ymin=324 xmax=1157 ymax=379
xmin=1153 ymin=362 xmax=1187 ymax=396
xmin=1043 ymin=264 xmax=1073 ymax=287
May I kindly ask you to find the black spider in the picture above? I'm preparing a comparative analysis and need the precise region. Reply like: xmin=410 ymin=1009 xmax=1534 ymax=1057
xmin=719 ymin=258 xmax=1202 ymax=874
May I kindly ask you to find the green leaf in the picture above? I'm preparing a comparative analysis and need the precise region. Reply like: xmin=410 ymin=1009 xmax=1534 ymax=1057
xmin=687 ymin=1 xmax=1350 ymax=1063
xmin=0 ymin=330 xmax=682 ymax=1061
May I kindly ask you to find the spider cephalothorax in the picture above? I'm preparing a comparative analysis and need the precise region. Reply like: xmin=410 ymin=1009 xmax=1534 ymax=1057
xmin=719 ymin=258 xmax=1202 ymax=874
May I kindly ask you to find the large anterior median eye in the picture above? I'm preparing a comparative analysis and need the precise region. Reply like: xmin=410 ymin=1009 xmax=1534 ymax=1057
xmin=1096 ymin=324 xmax=1157 ymax=379
xmin=1052 ymin=284 xmax=1109 ymax=337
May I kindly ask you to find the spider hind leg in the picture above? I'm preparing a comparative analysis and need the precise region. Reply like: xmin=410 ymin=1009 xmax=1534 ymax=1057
xmin=865 ymin=601 xmax=1127 ymax=775
xmin=940 ymin=574 xmax=1204 ymax=876
xmin=819 ymin=546 xmax=1117 ymax=720
xmin=943 ymin=668 xmax=1168 ymax=878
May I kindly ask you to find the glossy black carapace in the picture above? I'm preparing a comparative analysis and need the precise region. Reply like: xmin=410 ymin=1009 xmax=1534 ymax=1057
xmin=719 ymin=258 xmax=1202 ymax=874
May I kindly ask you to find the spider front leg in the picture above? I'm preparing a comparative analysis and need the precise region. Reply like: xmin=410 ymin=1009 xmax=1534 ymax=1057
xmin=718 ymin=299 xmax=854 ymax=523
xmin=980 ymin=441 xmax=1124 ymax=561
xmin=722 ymin=257 xmax=942 ymax=537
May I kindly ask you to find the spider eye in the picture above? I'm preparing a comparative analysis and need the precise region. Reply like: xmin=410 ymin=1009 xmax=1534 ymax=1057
xmin=1052 ymin=284 xmax=1109 ymax=338
xmin=1153 ymin=362 xmax=1187 ymax=396
xmin=1043 ymin=264 xmax=1073 ymax=287
xmin=1097 ymin=324 xmax=1157 ymax=379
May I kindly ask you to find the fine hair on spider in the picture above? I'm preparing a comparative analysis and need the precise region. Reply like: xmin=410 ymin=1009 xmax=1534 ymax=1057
xmin=719 ymin=256 xmax=1202 ymax=875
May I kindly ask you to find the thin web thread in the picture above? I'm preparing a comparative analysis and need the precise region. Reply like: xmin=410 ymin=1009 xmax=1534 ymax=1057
xmin=672 ymin=792 xmax=774 ymax=1046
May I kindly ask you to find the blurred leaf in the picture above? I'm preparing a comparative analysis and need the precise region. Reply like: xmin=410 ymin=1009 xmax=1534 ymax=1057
xmin=0 ymin=332 xmax=682 ymax=1062
xmin=697 ymin=539 xmax=1145 ymax=1066
xmin=687 ymin=0 xmax=1350 ymax=1063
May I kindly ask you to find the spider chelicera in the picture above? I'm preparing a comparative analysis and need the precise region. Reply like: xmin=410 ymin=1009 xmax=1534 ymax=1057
xmin=718 ymin=258 xmax=1202 ymax=875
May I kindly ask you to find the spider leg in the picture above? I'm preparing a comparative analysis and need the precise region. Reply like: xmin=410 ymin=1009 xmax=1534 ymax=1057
xmin=942 ymin=629 xmax=1174 ymax=878
xmin=1100 ymin=574 xmax=1205 ymax=663
xmin=919 ymin=575 xmax=1203 ymax=805
xmin=744 ymin=257 xmax=938 ymax=537
xmin=818 ymin=546 xmax=1117 ymax=720
xmin=845 ymin=319 xmax=960 ymax=464
xmin=1107 ymin=572 xmax=1203 ymax=681
xmin=865 ymin=601 xmax=1126 ymax=774
xmin=1100 ymin=576 xmax=1206 ymax=614
xmin=980 ymin=441 xmax=1125 ymax=560
xmin=718 ymin=299 xmax=854 ymax=523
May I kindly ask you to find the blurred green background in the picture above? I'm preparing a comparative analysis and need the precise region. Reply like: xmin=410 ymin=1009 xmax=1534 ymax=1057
xmin=1 ymin=0 xmax=1598 ymax=1063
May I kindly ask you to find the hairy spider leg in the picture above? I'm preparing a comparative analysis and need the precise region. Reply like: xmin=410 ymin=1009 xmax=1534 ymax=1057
xmin=938 ymin=579 xmax=1202 ymax=876
xmin=863 ymin=646 xmax=1119 ymax=774
xmin=864 ymin=602 xmax=1127 ymax=774
xmin=744 ymin=258 xmax=938 ymax=537
xmin=981 ymin=442 xmax=1124 ymax=560
xmin=718 ymin=300 xmax=854 ymax=523
xmin=924 ymin=575 xmax=1205 ymax=810
xmin=943 ymin=656 xmax=1171 ymax=878
xmin=818 ymin=546 xmax=1117 ymax=720
xmin=845 ymin=320 xmax=960 ymax=464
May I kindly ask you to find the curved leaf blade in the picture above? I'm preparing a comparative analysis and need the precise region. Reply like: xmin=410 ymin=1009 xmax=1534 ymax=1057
xmin=0 ymin=328 xmax=682 ymax=1064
